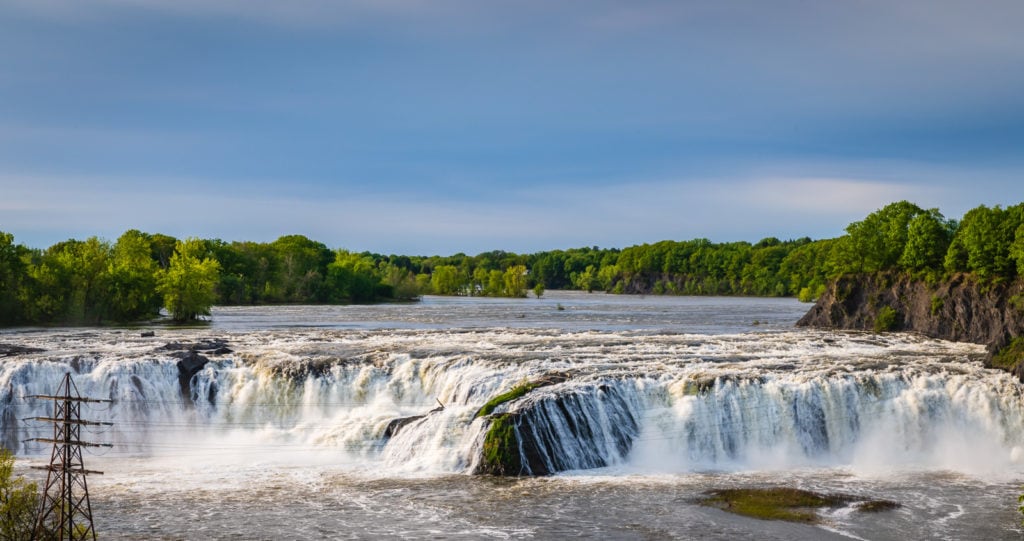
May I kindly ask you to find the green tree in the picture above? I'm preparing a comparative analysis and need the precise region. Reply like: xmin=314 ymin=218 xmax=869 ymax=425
xmin=472 ymin=267 xmax=492 ymax=296
xmin=573 ymin=265 xmax=600 ymax=292
xmin=382 ymin=263 xmax=421 ymax=301
xmin=835 ymin=201 xmax=925 ymax=273
xmin=106 ymin=230 xmax=161 ymax=321
xmin=531 ymin=251 xmax=569 ymax=289
xmin=0 ymin=447 xmax=39 ymax=540
xmin=947 ymin=204 xmax=1023 ymax=280
xmin=148 ymin=233 xmax=178 ymax=269
xmin=21 ymin=238 xmax=113 ymax=324
xmin=157 ymin=238 xmax=221 ymax=321
xmin=431 ymin=265 xmax=464 ymax=296
xmin=271 ymin=235 xmax=333 ymax=303
xmin=899 ymin=209 xmax=954 ymax=273
xmin=325 ymin=250 xmax=380 ymax=302
xmin=213 ymin=240 xmax=277 ymax=304
xmin=1012 ymin=223 xmax=1024 ymax=277
xmin=486 ymin=269 xmax=504 ymax=297
xmin=502 ymin=265 xmax=528 ymax=297
xmin=597 ymin=264 xmax=621 ymax=292
xmin=0 ymin=233 xmax=29 ymax=325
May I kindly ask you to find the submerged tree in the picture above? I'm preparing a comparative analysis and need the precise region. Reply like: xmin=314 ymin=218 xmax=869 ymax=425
xmin=157 ymin=238 xmax=221 ymax=321
xmin=502 ymin=265 xmax=528 ymax=298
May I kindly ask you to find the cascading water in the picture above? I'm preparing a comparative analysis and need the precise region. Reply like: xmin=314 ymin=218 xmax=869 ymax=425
xmin=3 ymin=296 xmax=1024 ymax=539
xmin=3 ymin=326 xmax=1022 ymax=478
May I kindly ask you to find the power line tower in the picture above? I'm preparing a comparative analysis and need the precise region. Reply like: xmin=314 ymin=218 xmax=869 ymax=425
xmin=28 ymin=373 xmax=112 ymax=541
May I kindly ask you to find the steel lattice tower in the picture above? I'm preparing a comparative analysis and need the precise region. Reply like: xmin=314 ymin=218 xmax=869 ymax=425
xmin=29 ymin=373 xmax=112 ymax=541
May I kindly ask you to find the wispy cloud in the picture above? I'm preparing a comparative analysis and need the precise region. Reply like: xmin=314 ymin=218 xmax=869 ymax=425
xmin=725 ymin=178 xmax=921 ymax=214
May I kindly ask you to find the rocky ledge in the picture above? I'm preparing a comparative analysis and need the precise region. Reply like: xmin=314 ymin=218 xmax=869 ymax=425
xmin=797 ymin=272 xmax=1024 ymax=379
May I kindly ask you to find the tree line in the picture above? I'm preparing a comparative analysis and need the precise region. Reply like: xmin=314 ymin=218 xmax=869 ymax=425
xmin=0 ymin=232 xmax=416 ymax=325
xmin=2 ymin=201 xmax=1023 ymax=325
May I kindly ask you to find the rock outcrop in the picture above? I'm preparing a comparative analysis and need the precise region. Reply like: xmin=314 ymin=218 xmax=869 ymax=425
xmin=382 ymin=403 xmax=445 ymax=439
xmin=797 ymin=273 xmax=1024 ymax=378
xmin=158 ymin=340 xmax=232 ymax=403
xmin=474 ymin=379 xmax=639 ymax=476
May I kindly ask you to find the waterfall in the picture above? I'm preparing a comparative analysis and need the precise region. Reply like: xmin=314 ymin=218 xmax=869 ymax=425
xmin=2 ymin=328 xmax=1022 ymax=477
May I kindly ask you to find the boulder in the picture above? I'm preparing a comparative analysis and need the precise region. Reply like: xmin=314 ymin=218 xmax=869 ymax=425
xmin=173 ymin=350 xmax=210 ymax=403
xmin=382 ymin=404 xmax=445 ymax=439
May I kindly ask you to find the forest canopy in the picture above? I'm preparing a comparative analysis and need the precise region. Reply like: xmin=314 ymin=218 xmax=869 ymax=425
xmin=2 ymin=201 xmax=1023 ymax=326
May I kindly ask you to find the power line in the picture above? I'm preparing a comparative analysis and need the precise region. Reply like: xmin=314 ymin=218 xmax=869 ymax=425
xmin=6 ymin=384 xmax=1014 ymax=465
xmin=28 ymin=373 xmax=112 ymax=541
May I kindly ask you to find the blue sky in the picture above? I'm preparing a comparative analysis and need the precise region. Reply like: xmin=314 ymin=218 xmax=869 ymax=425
xmin=2 ymin=1 xmax=1023 ymax=255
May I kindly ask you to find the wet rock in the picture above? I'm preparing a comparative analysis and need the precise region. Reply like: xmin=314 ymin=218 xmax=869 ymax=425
xmin=0 ymin=344 xmax=44 ymax=357
xmin=383 ymin=415 xmax=425 ymax=439
xmin=798 ymin=273 xmax=1024 ymax=380
xmin=174 ymin=350 xmax=210 ymax=403
xmin=474 ymin=381 xmax=639 ymax=476
xmin=157 ymin=339 xmax=232 ymax=355
xmin=264 ymin=357 xmax=356 ymax=381
xmin=382 ymin=403 xmax=445 ymax=439
xmin=473 ymin=371 xmax=571 ymax=418
xmin=140 ymin=331 xmax=155 ymax=337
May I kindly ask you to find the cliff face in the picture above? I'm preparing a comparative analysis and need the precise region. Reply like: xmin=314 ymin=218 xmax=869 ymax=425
xmin=797 ymin=273 xmax=1024 ymax=377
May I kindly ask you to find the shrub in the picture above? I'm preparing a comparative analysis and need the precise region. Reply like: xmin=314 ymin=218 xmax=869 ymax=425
xmin=992 ymin=337 xmax=1024 ymax=370
xmin=0 ymin=448 xmax=39 ymax=539
xmin=874 ymin=306 xmax=899 ymax=332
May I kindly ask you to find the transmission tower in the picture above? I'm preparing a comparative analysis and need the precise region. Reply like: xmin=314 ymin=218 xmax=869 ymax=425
xmin=28 ymin=373 xmax=112 ymax=541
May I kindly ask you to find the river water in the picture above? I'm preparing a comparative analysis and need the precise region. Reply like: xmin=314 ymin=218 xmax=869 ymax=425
xmin=2 ymin=292 xmax=1023 ymax=539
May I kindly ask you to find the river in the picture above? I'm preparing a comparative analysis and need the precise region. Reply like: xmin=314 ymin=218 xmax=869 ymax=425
xmin=2 ymin=292 xmax=1022 ymax=539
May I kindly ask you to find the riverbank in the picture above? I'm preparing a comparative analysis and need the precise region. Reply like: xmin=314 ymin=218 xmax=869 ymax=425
xmin=797 ymin=272 xmax=1024 ymax=379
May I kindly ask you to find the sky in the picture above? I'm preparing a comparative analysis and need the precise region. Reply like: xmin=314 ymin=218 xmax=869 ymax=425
xmin=1 ymin=0 xmax=1023 ymax=255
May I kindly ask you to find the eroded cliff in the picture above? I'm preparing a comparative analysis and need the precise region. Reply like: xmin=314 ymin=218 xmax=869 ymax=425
xmin=797 ymin=273 xmax=1024 ymax=378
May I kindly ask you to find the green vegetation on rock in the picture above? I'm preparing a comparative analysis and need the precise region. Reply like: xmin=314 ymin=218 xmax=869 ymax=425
xmin=475 ymin=372 xmax=570 ymax=419
xmin=992 ymin=337 xmax=1024 ymax=370
xmin=873 ymin=306 xmax=899 ymax=332
xmin=479 ymin=414 xmax=522 ymax=476
xmin=475 ymin=382 xmax=540 ymax=418
xmin=700 ymin=487 xmax=899 ymax=523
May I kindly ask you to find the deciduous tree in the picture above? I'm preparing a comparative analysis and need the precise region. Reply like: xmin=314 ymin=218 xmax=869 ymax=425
xmin=157 ymin=238 xmax=221 ymax=321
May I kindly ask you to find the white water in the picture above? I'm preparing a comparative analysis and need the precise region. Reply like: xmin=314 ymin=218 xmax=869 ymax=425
xmin=2 ymin=293 xmax=1023 ymax=539
xmin=4 ymin=327 xmax=1019 ymax=477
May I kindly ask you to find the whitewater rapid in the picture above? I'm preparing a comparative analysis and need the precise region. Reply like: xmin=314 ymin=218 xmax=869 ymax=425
xmin=3 ymin=325 xmax=1020 ymax=478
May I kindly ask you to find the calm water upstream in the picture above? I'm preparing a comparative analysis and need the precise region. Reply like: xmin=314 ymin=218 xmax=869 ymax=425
xmin=2 ymin=291 xmax=1023 ymax=539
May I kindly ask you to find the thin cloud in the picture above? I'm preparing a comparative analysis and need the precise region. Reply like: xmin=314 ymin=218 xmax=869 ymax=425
xmin=727 ymin=178 xmax=920 ymax=215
